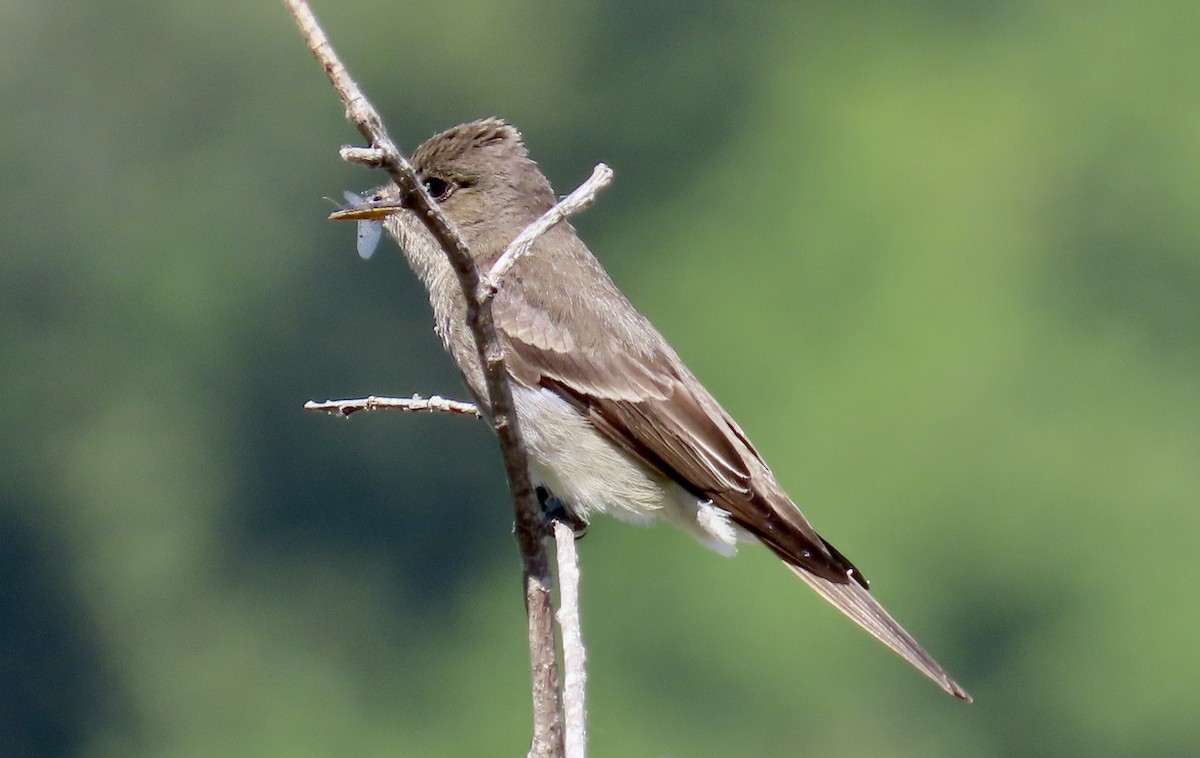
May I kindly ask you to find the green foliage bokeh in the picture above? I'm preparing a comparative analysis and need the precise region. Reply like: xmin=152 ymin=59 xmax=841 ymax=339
xmin=2 ymin=2 xmax=1198 ymax=756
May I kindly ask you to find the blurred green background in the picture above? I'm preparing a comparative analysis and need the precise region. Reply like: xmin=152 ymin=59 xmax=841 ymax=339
xmin=3 ymin=1 xmax=1198 ymax=756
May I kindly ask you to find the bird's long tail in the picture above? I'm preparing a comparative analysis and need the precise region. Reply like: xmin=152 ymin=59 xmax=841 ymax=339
xmin=785 ymin=563 xmax=972 ymax=702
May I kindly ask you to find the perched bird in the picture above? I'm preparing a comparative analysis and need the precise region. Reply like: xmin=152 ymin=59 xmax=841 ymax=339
xmin=334 ymin=119 xmax=971 ymax=701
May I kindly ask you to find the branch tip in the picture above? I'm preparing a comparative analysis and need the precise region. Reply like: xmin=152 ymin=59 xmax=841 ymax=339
xmin=340 ymin=145 xmax=387 ymax=166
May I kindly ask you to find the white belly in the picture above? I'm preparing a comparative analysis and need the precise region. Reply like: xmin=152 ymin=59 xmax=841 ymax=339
xmin=511 ymin=385 xmax=741 ymax=555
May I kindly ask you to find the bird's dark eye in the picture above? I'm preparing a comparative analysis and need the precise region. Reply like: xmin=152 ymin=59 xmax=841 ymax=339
xmin=422 ymin=176 xmax=453 ymax=202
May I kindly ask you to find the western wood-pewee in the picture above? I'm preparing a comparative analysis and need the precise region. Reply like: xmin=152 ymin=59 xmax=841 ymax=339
xmin=334 ymin=119 xmax=970 ymax=701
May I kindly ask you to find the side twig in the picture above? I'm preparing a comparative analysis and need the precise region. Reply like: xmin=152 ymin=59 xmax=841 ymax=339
xmin=282 ymin=1 xmax=562 ymax=754
xmin=304 ymin=394 xmax=482 ymax=418
xmin=306 ymin=397 xmax=591 ymax=758
xmin=482 ymin=163 xmax=614 ymax=299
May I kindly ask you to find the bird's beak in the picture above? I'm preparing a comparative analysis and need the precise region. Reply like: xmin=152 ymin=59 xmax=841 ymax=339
xmin=328 ymin=200 xmax=406 ymax=222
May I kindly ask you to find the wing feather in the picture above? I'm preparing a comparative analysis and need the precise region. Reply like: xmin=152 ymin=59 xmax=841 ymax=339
xmin=493 ymin=247 xmax=856 ymax=584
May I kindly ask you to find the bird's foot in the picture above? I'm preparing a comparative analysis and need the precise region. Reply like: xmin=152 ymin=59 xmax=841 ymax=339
xmin=535 ymin=486 xmax=588 ymax=540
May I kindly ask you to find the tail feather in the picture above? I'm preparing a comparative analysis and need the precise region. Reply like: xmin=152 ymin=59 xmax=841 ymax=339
xmin=786 ymin=563 xmax=972 ymax=702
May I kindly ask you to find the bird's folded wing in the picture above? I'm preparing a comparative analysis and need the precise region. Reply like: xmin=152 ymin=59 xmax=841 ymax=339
xmin=495 ymin=285 xmax=858 ymax=584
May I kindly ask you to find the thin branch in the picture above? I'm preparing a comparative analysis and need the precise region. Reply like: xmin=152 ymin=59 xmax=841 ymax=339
xmin=311 ymin=155 xmax=612 ymax=752
xmin=554 ymin=521 xmax=587 ymax=758
xmin=281 ymin=1 xmax=562 ymax=754
xmin=339 ymin=145 xmax=387 ymax=166
xmin=482 ymin=163 xmax=614 ymax=300
xmin=304 ymin=394 xmax=481 ymax=419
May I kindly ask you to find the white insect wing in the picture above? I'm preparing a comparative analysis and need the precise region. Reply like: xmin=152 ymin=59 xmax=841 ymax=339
xmin=342 ymin=190 xmax=383 ymax=260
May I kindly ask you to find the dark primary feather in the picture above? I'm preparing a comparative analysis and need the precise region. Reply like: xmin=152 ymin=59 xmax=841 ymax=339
xmin=788 ymin=565 xmax=972 ymax=701
xmin=493 ymin=225 xmax=862 ymax=587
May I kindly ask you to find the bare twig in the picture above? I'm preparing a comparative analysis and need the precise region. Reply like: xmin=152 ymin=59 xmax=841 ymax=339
xmin=311 ymin=163 xmax=613 ymax=749
xmin=282 ymin=1 xmax=562 ymax=754
xmin=306 ymin=157 xmax=613 ymax=753
xmin=339 ymin=145 xmax=387 ymax=166
xmin=304 ymin=394 xmax=482 ymax=418
xmin=482 ymin=163 xmax=614 ymax=300
xmin=553 ymin=521 xmax=587 ymax=758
